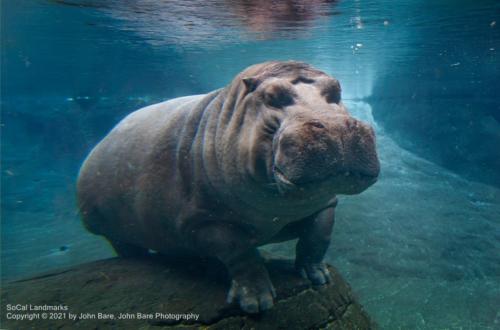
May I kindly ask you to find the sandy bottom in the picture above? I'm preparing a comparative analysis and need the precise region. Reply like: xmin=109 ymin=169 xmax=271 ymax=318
xmin=2 ymin=102 xmax=499 ymax=329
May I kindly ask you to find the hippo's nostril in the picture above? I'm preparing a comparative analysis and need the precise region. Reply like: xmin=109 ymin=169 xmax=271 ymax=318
xmin=306 ymin=121 xmax=325 ymax=129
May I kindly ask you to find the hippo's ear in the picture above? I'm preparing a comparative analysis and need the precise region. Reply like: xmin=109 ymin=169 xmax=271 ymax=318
xmin=242 ymin=77 xmax=260 ymax=93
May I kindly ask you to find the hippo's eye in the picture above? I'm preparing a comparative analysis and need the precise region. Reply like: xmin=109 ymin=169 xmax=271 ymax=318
xmin=321 ymin=79 xmax=341 ymax=104
xmin=291 ymin=76 xmax=315 ymax=84
xmin=264 ymin=85 xmax=295 ymax=109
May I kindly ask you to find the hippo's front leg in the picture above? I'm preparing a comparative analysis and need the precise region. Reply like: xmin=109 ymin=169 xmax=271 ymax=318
xmin=192 ymin=223 xmax=276 ymax=313
xmin=295 ymin=205 xmax=336 ymax=285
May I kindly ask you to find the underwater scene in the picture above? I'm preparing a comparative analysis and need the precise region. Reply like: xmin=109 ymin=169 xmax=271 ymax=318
xmin=1 ymin=0 xmax=499 ymax=329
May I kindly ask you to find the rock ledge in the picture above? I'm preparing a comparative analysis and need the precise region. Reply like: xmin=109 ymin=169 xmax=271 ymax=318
xmin=1 ymin=256 xmax=375 ymax=329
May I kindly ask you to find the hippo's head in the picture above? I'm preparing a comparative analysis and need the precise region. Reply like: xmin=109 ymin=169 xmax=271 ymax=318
xmin=232 ymin=61 xmax=379 ymax=198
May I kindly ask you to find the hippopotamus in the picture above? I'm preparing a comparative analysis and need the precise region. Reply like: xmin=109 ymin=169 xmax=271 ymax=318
xmin=77 ymin=61 xmax=380 ymax=313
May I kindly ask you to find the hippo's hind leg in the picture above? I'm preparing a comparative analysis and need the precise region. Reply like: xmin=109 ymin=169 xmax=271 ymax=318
xmin=295 ymin=205 xmax=336 ymax=285
xmin=80 ymin=205 xmax=149 ymax=258
xmin=192 ymin=223 xmax=276 ymax=314
xmin=108 ymin=239 xmax=149 ymax=258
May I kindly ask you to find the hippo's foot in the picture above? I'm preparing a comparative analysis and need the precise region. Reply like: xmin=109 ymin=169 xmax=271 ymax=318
xmin=227 ymin=269 xmax=276 ymax=314
xmin=296 ymin=261 xmax=331 ymax=285
xmin=225 ymin=250 xmax=276 ymax=314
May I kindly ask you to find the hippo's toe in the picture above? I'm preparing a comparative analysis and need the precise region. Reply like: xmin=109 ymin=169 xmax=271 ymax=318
xmin=297 ymin=262 xmax=331 ymax=285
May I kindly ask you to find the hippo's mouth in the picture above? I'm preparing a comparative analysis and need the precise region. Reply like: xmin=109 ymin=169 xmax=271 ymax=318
xmin=272 ymin=165 xmax=378 ymax=194
xmin=273 ymin=166 xmax=296 ymax=187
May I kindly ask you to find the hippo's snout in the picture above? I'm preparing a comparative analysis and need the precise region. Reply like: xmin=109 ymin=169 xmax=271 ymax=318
xmin=273 ymin=115 xmax=380 ymax=194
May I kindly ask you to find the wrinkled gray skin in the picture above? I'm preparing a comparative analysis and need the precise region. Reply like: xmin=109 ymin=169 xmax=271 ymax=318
xmin=77 ymin=61 xmax=380 ymax=313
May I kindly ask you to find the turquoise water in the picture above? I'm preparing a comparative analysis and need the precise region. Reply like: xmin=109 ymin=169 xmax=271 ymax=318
xmin=1 ymin=0 xmax=499 ymax=328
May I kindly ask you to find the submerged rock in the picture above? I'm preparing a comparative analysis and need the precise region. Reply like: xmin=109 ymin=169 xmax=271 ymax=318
xmin=1 ymin=255 xmax=374 ymax=329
